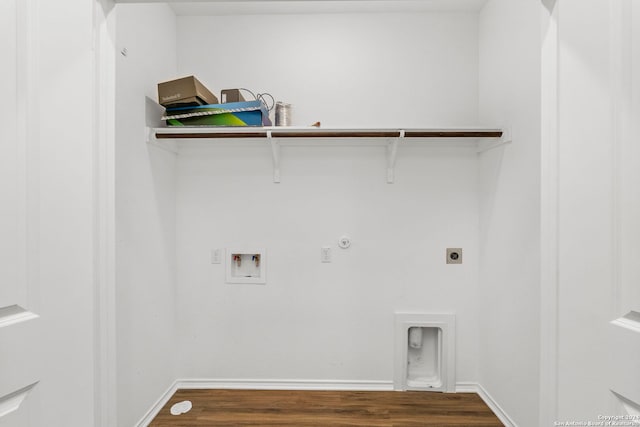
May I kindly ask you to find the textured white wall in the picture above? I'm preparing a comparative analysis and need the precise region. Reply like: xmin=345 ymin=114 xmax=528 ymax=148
xmin=478 ymin=0 xmax=541 ymax=425
xmin=115 ymin=4 xmax=178 ymax=426
xmin=174 ymin=12 xmax=482 ymax=385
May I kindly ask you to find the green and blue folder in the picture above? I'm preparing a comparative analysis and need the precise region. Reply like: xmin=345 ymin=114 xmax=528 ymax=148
xmin=162 ymin=100 xmax=272 ymax=127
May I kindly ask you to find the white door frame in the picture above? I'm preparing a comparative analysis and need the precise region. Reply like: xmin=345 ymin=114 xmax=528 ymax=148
xmin=540 ymin=0 xmax=559 ymax=424
xmin=92 ymin=1 xmax=118 ymax=426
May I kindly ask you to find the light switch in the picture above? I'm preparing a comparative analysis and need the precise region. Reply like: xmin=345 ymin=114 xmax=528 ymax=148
xmin=321 ymin=247 xmax=332 ymax=263
xmin=211 ymin=249 xmax=222 ymax=264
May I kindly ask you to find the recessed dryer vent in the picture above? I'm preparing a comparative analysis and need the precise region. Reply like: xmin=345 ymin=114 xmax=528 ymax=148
xmin=225 ymin=248 xmax=266 ymax=284
xmin=406 ymin=327 xmax=442 ymax=389
xmin=394 ymin=313 xmax=456 ymax=392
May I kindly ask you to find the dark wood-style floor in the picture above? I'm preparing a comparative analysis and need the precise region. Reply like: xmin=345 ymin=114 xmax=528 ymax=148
xmin=149 ymin=389 xmax=504 ymax=426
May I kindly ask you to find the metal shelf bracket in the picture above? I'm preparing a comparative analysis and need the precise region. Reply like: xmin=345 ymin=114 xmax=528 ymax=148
xmin=386 ymin=130 xmax=404 ymax=184
xmin=476 ymin=125 xmax=512 ymax=153
xmin=145 ymin=126 xmax=179 ymax=154
xmin=267 ymin=130 xmax=281 ymax=183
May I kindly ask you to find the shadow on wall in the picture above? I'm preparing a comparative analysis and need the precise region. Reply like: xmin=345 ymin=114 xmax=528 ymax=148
xmin=146 ymin=96 xmax=164 ymax=128
xmin=144 ymin=95 xmax=177 ymax=270
xmin=542 ymin=0 xmax=556 ymax=13
xmin=478 ymin=145 xmax=506 ymax=245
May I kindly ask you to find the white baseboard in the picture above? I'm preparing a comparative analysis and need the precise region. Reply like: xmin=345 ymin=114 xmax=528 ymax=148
xmin=136 ymin=379 xmax=515 ymax=427
xmin=135 ymin=380 xmax=178 ymax=427
xmin=176 ymin=378 xmax=394 ymax=391
xmin=455 ymin=381 xmax=480 ymax=393
xmin=455 ymin=382 xmax=517 ymax=427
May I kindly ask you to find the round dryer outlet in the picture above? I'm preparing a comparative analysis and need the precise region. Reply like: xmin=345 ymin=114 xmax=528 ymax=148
xmin=338 ymin=236 xmax=351 ymax=249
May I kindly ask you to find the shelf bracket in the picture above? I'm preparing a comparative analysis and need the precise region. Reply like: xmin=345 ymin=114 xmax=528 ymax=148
xmin=267 ymin=131 xmax=281 ymax=183
xmin=476 ymin=125 xmax=512 ymax=153
xmin=145 ymin=126 xmax=154 ymax=144
xmin=145 ymin=127 xmax=179 ymax=154
xmin=386 ymin=130 xmax=403 ymax=183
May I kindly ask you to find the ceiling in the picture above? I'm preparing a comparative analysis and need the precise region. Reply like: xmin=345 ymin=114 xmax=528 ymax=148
xmin=159 ymin=0 xmax=489 ymax=16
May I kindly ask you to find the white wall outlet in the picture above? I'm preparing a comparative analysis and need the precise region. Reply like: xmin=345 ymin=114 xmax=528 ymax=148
xmin=321 ymin=247 xmax=332 ymax=263
xmin=211 ymin=249 xmax=222 ymax=264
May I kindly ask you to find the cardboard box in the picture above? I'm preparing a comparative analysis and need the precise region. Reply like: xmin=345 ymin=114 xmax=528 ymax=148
xmin=220 ymin=88 xmax=246 ymax=103
xmin=157 ymin=75 xmax=218 ymax=107
xmin=162 ymin=100 xmax=272 ymax=127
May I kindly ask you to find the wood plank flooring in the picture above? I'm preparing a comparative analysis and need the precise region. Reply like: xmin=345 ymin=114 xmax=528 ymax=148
xmin=149 ymin=389 xmax=504 ymax=426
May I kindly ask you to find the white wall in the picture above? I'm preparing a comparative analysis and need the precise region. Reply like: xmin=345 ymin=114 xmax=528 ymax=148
xmin=115 ymin=4 xmax=178 ymax=426
xmin=478 ymin=0 xmax=541 ymax=425
xmin=174 ymin=12 xmax=483 ymax=385
xmin=175 ymin=143 xmax=480 ymax=383
xmin=177 ymin=12 xmax=479 ymax=127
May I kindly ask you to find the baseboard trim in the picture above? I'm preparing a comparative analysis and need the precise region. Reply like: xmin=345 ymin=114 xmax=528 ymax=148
xmin=135 ymin=380 xmax=178 ymax=427
xmin=454 ymin=381 xmax=479 ymax=393
xmin=136 ymin=379 xmax=516 ymax=427
xmin=457 ymin=382 xmax=517 ymax=427
xmin=176 ymin=378 xmax=394 ymax=391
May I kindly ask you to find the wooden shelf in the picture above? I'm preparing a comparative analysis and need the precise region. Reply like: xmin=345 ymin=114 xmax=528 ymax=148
xmin=152 ymin=126 xmax=504 ymax=140
xmin=147 ymin=126 xmax=511 ymax=184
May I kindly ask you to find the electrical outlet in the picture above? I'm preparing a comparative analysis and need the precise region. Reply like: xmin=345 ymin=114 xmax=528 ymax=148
xmin=211 ymin=249 xmax=222 ymax=264
xmin=446 ymin=248 xmax=462 ymax=264
xmin=321 ymin=247 xmax=332 ymax=263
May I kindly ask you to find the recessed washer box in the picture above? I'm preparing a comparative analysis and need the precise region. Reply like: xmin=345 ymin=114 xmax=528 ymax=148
xmin=225 ymin=248 xmax=266 ymax=284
